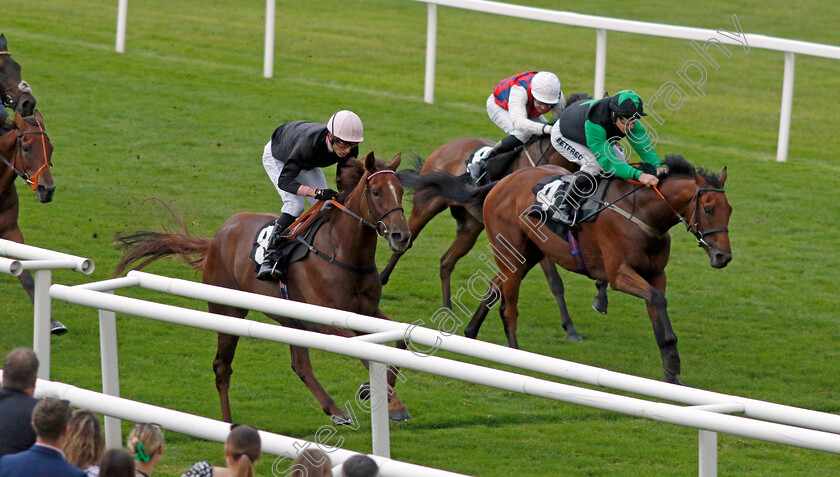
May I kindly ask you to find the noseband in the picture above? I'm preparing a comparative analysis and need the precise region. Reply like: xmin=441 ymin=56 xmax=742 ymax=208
xmin=0 ymin=121 xmax=51 ymax=190
xmin=654 ymin=184 xmax=728 ymax=249
xmin=327 ymin=169 xmax=404 ymax=238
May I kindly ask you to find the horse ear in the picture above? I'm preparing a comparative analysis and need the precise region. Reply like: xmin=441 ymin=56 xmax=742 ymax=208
xmin=34 ymin=110 xmax=44 ymax=128
xmin=364 ymin=151 xmax=376 ymax=172
xmin=388 ymin=153 xmax=402 ymax=171
xmin=719 ymin=166 xmax=727 ymax=186
xmin=0 ymin=34 xmax=7 ymax=51
xmin=13 ymin=110 xmax=24 ymax=128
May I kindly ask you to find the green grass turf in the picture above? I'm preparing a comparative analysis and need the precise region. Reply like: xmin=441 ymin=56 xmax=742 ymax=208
xmin=2 ymin=0 xmax=840 ymax=475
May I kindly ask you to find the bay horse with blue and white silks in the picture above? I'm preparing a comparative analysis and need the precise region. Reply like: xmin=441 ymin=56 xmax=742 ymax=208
xmin=1 ymin=110 xmax=66 ymax=335
xmin=114 ymin=152 xmax=412 ymax=425
xmin=402 ymin=155 xmax=731 ymax=384
xmin=0 ymin=34 xmax=37 ymax=117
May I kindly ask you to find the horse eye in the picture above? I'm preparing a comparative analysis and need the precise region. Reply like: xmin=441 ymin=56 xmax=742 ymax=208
xmin=704 ymin=206 xmax=713 ymax=215
xmin=22 ymin=145 xmax=31 ymax=154
xmin=372 ymin=189 xmax=380 ymax=197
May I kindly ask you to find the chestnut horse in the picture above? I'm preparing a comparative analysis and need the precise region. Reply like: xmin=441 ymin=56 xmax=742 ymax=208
xmin=407 ymin=155 xmax=731 ymax=383
xmin=115 ymin=152 xmax=412 ymax=425
xmin=0 ymin=34 xmax=37 ymax=117
xmin=1 ymin=111 xmax=65 ymax=334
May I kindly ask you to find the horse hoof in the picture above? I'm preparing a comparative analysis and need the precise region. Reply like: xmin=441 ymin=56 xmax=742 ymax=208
xmin=566 ymin=333 xmax=583 ymax=343
xmin=664 ymin=373 xmax=683 ymax=385
xmin=592 ymin=301 xmax=608 ymax=315
xmin=356 ymin=381 xmax=371 ymax=401
xmin=331 ymin=413 xmax=355 ymax=427
xmin=389 ymin=408 xmax=411 ymax=422
xmin=50 ymin=320 xmax=68 ymax=336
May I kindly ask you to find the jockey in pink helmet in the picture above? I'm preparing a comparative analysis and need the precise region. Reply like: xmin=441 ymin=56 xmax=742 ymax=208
xmin=257 ymin=110 xmax=363 ymax=280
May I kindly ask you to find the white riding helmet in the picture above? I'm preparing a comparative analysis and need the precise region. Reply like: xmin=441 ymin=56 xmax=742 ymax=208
xmin=530 ymin=72 xmax=562 ymax=105
xmin=327 ymin=110 xmax=364 ymax=143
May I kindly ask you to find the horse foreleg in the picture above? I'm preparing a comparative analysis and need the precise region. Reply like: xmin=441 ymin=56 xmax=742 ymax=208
xmin=18 ymin=266 xmax=68 ymax=335
xmin=213 ymin=332 xmax=240 ymax=423
xmin=610 ymin=266 xmax=680 ymax=384
xmin=381 ymin=195 xmax=448 ymax=286
xmin=464 ymin=273 xmax=504 ymax=339
xmin=289 ymin=345 xmax=349 ymax=425
xmin=592 ymin=279 xmax=609 ymax=314
xmin=440 ymin=209 xmax=483 ymax=309
xmin=364 ymin=309 xmax=412 ymax=422
xmin=538 ymin=259 xmax=582 ymax=342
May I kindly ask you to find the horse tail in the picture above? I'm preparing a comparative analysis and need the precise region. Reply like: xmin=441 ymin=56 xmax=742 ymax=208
xmin=113 ymin=230 xmax=212 ymax=276
xmin=397 ymin=169 xmax=495 ymax=222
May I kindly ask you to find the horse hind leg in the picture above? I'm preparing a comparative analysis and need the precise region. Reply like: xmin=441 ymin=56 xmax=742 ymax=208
xmin=18 ymin=270 xmax=67 ymax=335
xmin=464 ymin=272 xmax=504 ymax=339
xmin=592 ymin=279 xmax=609 ymax=314
xmin=539 ymin=258 xmax=582 ymax=342
xmin=210 ymin=303 xmax=248 ymax=423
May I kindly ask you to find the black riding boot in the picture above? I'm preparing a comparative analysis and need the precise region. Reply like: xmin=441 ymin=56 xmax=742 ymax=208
xmin=256 ymin=213 xmax=297 ymax=281
xmin=555 ymin=172 xmax=597 ymax=226
xmin=468 ymin=135 xmax=524 ymax=184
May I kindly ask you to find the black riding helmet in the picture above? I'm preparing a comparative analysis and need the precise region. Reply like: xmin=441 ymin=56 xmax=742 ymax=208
xmin=609 ymin=90 xmax=647 ymax=117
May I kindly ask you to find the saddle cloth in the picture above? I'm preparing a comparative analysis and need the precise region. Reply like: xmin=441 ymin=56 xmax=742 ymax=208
xmin=467 ymin=146 xmax=493 ymax=165
xmin=526 ymin=175 xmax=611 ymax=239
xmin=250 ymin=215 xmax=326 ymax=281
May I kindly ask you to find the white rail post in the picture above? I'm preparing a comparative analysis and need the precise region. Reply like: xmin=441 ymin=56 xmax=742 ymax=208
xmin=99 ymin=292 xmax=122 ymax=449
xmin=33 ymin=269 xmax=51 ymax=380
xmin=698 ymin=430 xmax=718 ymax=477
xmin=594 ymin=29 xmax=607 ymax=99
xmin=116 ymin=0 xmax=128 ymax=53
xmin=776 ymin=52 xmax=795 ymax=162
xmin=369 ymin=361 xmax=391 ymax=458
xmin=424 ymin=3 xmax=438 ymax=104
xmin=263 ymin=0 xmax=276 ymax=78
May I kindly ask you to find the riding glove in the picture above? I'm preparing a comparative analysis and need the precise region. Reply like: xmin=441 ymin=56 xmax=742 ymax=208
xmin=314 ymin=188 xmax=339 ymax=201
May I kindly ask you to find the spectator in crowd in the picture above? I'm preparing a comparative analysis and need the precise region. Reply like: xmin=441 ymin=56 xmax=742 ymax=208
xmin=341 ymin=455 xmax=379 ymax=477
xmin=0 ymin=347 xmax=40 ymax=458
xmin=181 ymin=424 xmax=261 ymax=477
xmin=0 ymin=397 xmax=85 ymax=477
xmin=290 ymin=448 xmax=332 ymax=477
xmin=64 ymin=409 xmax=104 ymax=476
xmin=126 ymin=422 xmax=165 ymax=477
xmin=99 ymin=449 xmax=135 ymax=477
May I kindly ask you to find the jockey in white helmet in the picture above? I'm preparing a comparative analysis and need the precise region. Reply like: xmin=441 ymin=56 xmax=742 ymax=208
xmin=257 ymin=110 xmax=363 ymax=280
xmin=468 ymin=71 xmax=565 ymax=184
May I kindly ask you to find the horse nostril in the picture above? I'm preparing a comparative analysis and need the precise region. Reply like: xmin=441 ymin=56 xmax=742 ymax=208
xmin=390 ymin=232 xmax=404 ymax=243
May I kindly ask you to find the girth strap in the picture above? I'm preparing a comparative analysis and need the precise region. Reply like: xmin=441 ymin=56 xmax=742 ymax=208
xmin=294 ymin=236 xmax=377 ymax=274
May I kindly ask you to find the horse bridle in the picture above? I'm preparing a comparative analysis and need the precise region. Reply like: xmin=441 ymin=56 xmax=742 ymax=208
xmin=654 ymin=185 xmax=729 ymax=249
xmin=0 ymin=50 xmax=32 ymax=109
xmin=329 ymin=169 xmax=404 ymax=238
xmin=0 ymin=123 xmax=51 ymax=191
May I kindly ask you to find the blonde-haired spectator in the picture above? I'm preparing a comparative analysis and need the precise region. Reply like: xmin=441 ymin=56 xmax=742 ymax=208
xmin=64 ymin=409 xmax=104 ymax=476
xmin=126 ymin=422 xmax=165 ymax=477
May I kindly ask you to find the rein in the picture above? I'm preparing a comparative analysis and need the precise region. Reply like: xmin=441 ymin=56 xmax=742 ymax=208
xmin=580 ymin=178 xmax=728 ymax=248
xmin=0 ymin=121 xmax=50 ymax=190
xmin=646 ymin=181 xmax=728 ymax=248
xmin=293 ymin=168 xmax=403 ymax=274
xmin=328 ymin=169 xmax=404 ymax=237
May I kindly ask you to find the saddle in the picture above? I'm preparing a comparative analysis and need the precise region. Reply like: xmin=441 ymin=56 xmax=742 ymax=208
xmin=525 ymin=174 xmax=612 ymax=240
xmin=464 ymin=136 xmax=544 ymax=183
xmin=250 ymin=215 xmax=326 ymax=282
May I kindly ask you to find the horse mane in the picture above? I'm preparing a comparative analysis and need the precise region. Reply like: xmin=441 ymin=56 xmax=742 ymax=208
xmin=662 ymin=154 xmax=723 ymax=188
xmin=566 ymin=92 xmax=593 ymax=106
